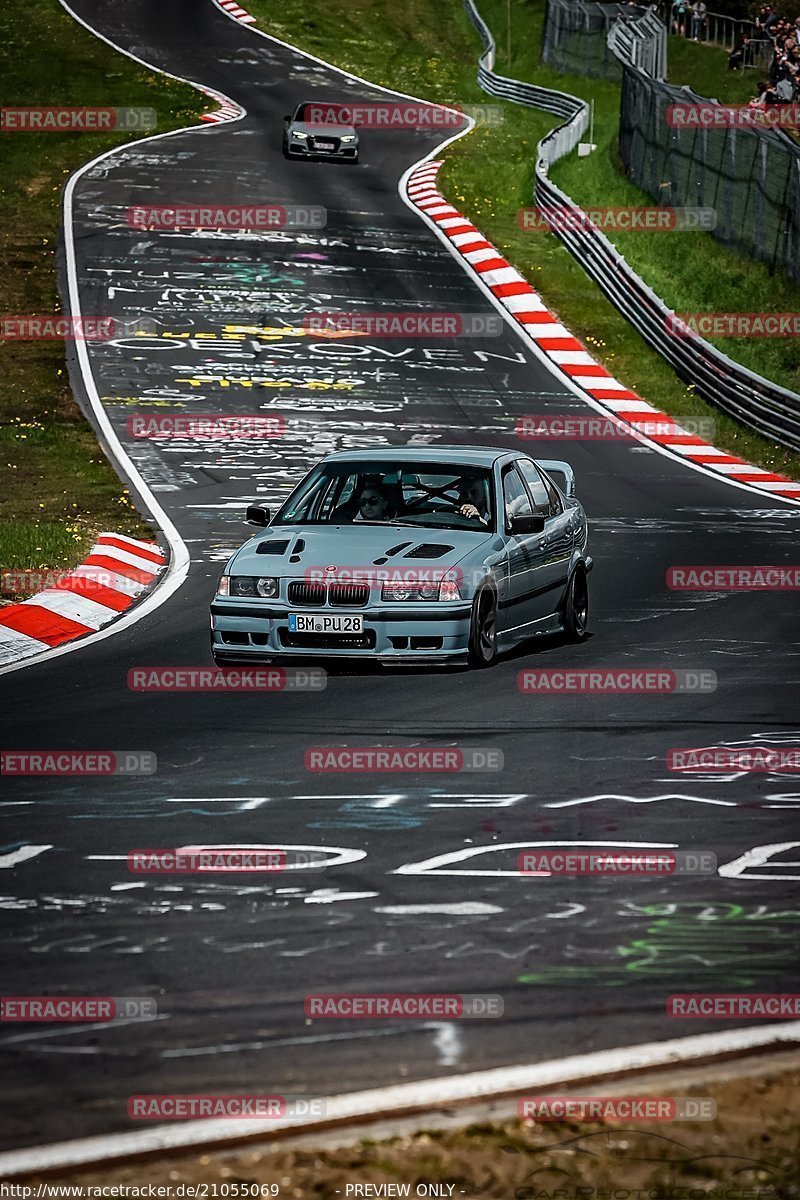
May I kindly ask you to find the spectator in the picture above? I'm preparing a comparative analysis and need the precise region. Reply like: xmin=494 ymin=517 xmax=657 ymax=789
xmin=748 ymin=78 xmax=780 ymax=104
xmin=741 ymin=6 xmax=800 ymax=105
xmin=672 ymin=0 xmax=688 ymax=36
xmin=691 ymin=0 xmax=707 ymax=39
xmin=729 ymin=32 xmax=751 ymax=68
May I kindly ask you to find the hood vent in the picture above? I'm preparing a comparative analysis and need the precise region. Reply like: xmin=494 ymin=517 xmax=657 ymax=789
xmin=404 ymin=543 xmax=454 ymax=559
xmin=255 ymin=539 xmax=290 ymax=555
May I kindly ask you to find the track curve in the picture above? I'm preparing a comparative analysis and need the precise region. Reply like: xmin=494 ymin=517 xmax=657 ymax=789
xmin=1 ymin=0 xmax=799 ymax=1152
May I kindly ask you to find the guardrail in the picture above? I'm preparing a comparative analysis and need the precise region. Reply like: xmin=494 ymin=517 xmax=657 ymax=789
xmin=462 ymin=0 xmax=800 ymax=452
xmin=465 ymin=0 xmax=589 ymax=161
xmin=607 ymin=9 xmax=667 ymax=79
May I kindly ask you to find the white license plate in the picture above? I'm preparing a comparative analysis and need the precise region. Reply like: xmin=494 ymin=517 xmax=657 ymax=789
xmin=288 ymin=612 xmax=364 ymax=634
xmin=315 ymin=141 xmax=335 ymax=150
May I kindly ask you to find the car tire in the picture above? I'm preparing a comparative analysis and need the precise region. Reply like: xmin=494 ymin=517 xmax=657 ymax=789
xmin=468 ymin=585 xmax=498 ymax=668
xmin=562 ymin=565 xmax=589 ymax=642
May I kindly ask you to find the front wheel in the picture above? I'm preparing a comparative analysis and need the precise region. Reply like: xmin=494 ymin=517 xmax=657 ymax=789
xmin=468 ymin=586 xmax=498 ymax=668
xmin=563 ymin=566 xmax=589 ymax=642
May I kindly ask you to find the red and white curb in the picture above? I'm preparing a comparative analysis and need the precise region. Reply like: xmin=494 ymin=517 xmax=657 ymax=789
xmin=217 ymin=0 xmax=257 ymax=24
xmin=199 ymin=82 xmax=245 ymax=124
xmin=0 ymin=534 xmax=166 ymax=667
xmin=406 ymin=161 xmax=800 ymax=502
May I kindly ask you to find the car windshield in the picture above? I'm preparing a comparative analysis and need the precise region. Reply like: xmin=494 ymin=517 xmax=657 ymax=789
xmin=295 ymin=103 xmax=349 ymax=125
xmin=274 ymin=461 xmax=495 ymax=530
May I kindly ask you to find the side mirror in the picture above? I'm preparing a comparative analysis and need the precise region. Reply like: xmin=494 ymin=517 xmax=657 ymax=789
xmin=284 ymin=115 xmax=291 ymax=122
xmin=509 ymin=512 xmax=545 ymax=535
xmin=246 ymin=503 xmax=271 ymax=527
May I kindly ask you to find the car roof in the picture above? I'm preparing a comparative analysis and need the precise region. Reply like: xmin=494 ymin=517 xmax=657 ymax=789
xmin=295 ymin=100 xmax=341 ymax=111
xmin=321 ymin=446 xmax=516 ymax=468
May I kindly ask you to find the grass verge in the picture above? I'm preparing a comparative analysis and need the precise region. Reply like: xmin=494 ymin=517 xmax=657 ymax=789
xmin=0 ymin=0 xmax=206 ymax=581
xmin=244 ymin=0 xmax=800 ymax=481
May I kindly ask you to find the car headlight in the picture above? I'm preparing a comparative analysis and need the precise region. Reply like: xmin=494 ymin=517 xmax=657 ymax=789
xmin=221 ymin=576 xmax=280 ymax=598
xmin=229 ymin=576 xmax=257 ymax=597
xmin=292 ymin=130 xmax=308 ymax=139
xmin=340 ymin=135 xmax=356 ymax=143
xmin=381 ymin=580 xmax=461 ymax=602
xmin=256 ymin=576 xmax=279 ymax=598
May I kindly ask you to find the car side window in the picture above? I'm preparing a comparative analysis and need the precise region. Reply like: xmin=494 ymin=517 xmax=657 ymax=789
xmin=502 ymin=466 xmax=533 ymax=528
xmin=542 ymin=472 xmax=563 ymax=516
xmin=517 ymin=459 xmax=561 ymax=517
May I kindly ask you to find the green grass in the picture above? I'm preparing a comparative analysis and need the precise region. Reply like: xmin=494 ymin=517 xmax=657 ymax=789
xmin=0 ymin=0 xmax=207 ymax=582
xmin=667 ymin=35 xmax=758 ymax=102
xmin=478 ymin=0 xmax=800 ymax=395
xmin=244 ymin=0 xmax=800 ymax=480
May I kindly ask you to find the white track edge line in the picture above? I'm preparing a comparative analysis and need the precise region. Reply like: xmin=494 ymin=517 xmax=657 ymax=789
xmin=2 ymin=1022 xmax=799 ymax=1176
xmin=397 ymin=181 xmax=800 ymax=510
xmin=209 ymin=0 xmax=468 ymax=115
xmin=209 ymin=0 xmax=797 ymax=509
xmin=1 ymin=4 xmax=797 ymax=1174
xmin=0 ymin=6 xmax=251 ymax=677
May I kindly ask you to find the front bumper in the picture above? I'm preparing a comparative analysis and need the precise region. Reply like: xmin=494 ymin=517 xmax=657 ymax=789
xmin=210 ymin=600 xmax=472 ymax=662
xmin=286 ymin=139 xmax=358 ymax=159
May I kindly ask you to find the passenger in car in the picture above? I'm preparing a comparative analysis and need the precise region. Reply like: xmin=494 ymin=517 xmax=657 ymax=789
xmin=457 ymin=476 xmax=491 ymax=526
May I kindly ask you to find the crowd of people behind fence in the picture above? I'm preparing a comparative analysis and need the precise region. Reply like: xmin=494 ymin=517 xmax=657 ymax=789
xmin=664 ymin=0 xmax=800 ymax=103
xmin=739 ymin=7 xmax=800 ymax=105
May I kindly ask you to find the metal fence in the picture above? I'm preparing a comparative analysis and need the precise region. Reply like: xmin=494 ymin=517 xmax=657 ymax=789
xmin=658 ymin=4 xmax=771 ymax=69
xmin=462 ymin=0 xmax=800 ymax=450
xmin=465 ymin=0 xmax=590 ymax=157
xmin=541 ymin=0 xmax=654 ymax=80
xmin=618 ymin=65 xmax=800 ymax=282
xmin=607 ymin=8 xmax=668 ymax=78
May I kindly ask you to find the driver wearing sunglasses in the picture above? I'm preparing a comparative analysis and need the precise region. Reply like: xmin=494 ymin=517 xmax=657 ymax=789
xmin=354 ymin=484 xmax=394 ymax=521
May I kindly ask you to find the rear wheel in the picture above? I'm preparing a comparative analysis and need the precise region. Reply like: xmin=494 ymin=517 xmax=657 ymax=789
xmin=468 ymin=586 xmax=498 ymax=668
xmin=563 ymin=566 xmax=589 ymax=642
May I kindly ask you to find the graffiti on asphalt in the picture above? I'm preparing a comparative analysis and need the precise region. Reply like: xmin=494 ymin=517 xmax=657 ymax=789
xmin=518 ymin=902 xmax=800 ymax=987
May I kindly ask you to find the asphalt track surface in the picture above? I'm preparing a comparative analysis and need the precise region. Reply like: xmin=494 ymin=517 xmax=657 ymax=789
xmin=1 ymin=0 xmax=800 ymax=1153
